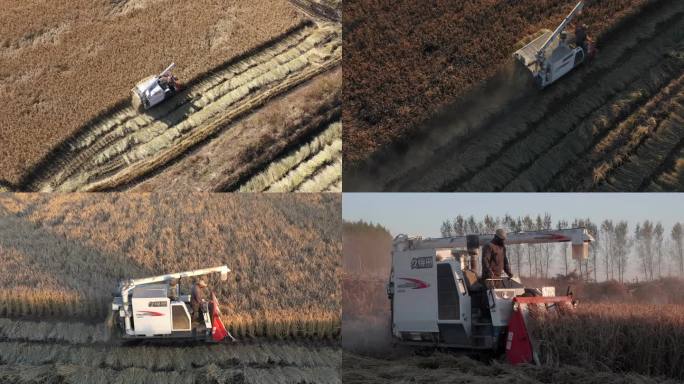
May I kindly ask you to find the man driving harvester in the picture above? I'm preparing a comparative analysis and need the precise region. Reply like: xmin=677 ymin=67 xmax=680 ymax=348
xmin=481 ymin=229 xmax=514 ymax=288
xmin=191 ymin=279 xmax=208 ymax=323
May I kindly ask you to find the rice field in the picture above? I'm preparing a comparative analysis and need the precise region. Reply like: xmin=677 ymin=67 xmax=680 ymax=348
xmin=1 ymin=1 xmax=342 ymax=193
xmin=0 ymin=0 xmax=303 ymax=186
xmin=345 ymin=0 xmax=684 ymax=192
xmin=0 ymin=194 xmax=341 ymax=339
xmin=533 ymin=303 xmax=684 ymax=380
xmin=24 ymin=22 xmax=341 ymax=192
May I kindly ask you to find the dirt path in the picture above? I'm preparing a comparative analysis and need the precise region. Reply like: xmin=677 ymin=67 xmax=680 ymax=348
xmin=344 ymin=0 xmax=684 ymax=191
xmin=22 ymin=22 xmax=340 ymax=192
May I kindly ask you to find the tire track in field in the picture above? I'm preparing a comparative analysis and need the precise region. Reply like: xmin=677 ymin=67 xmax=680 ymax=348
xmin=25 ymin=22 xmax=341 ymax=192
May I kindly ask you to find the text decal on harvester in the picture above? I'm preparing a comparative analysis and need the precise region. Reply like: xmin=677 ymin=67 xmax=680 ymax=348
xmin=410 ymin=256 xmax=433 ymax=269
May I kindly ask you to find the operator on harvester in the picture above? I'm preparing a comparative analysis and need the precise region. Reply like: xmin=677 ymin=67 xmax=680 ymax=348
xmin=158 ymin=72 xmax=178 ymax=89
xmin=191 ymin=279 xmax=209 ymax=323
xmin=481 ymin=229 xmax=514 ymax=289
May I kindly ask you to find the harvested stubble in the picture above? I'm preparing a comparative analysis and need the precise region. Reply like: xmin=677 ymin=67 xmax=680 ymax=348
xmin=344 ymin=0 xmax=655 ymax=167
xmin=0 ymin=338 xmax=340 ymax=369
xmin=239 ymin=122 xmax=342 ymax=192
xmin=0 ymin=364 xmax=341 ymax=384
xmin=500 ymin=58 xmax=683 ymax=191
xmin=39 ymin=23 xmax=341 ymax=192
xmin=342 ymin=352 xmax=672 ymax=384
xmin=0 ymin=194 xmax=340 ymax=339
xmin=546 ymin=72 xmax=684 ymax=191
xmin=596 ymin=85 xmax=684 ymax=191
xmin=0 ymin=0 xmax=303 ymax=185
xmin=533 ymin=303 xmax=684 ymax=379
xmin=649 ymin=146 xmax=684 ymax=190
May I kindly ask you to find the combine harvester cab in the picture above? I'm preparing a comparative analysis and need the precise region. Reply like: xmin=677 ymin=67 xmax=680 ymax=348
xmin=132 ymin=63 xmax=181 ymax=110
xmin=388 ymin=228 xmax=592 ymax=360
xmin=112 ymin=265 xmax=235 ymax=343
xmin=513 ymin=1 xmax=595 ymax=88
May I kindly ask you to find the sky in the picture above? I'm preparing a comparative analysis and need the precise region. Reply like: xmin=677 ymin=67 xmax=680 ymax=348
xmin=343 ymin=193 xmax=684 ymax=238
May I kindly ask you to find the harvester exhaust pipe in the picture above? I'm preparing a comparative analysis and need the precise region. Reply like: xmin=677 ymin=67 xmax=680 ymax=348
xmin=467 ymin=234 xmax=480 ymax=271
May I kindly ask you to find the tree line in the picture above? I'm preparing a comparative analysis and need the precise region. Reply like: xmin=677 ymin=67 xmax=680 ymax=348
xmin=439 ymin=215 xmax=684 ymax=283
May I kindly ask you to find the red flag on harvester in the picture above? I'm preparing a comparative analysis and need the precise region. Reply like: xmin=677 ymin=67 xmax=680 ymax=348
xmin=211 ymin=293 xmax=228 ymax=342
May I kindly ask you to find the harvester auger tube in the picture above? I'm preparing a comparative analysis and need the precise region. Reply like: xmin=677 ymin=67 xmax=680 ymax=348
xmin=111 ymin=265 xmax=234 ymax=343
xmin=389 ymin=228 xmax=592 ymax=357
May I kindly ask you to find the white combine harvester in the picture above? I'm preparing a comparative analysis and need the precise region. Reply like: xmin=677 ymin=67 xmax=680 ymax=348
xmin=131 ymin=63 xmax=180 ymax=110
xmin=112 ymin=265 xmax=235 ymax=342
xmin=513 ymin=1 xmax=596 ymax=88
xmin=387 ymin=228 xmax=594 ymax=364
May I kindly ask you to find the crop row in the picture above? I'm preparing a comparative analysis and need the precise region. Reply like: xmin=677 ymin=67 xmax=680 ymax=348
xmin=502 ymin=61 xmax=683 ymax=191
xmin=648 ymin=146 xmax=684 ymax=191
xmin=597 ymin=87 xmax=684 ymax=191
xmin=239 ymin=122 xmax=342 ymax=192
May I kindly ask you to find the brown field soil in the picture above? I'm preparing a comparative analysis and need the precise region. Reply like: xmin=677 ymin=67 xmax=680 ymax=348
xmin=0 ymin=0 xmax=303 ymax=186
xmin=344 ymin=0 xmax=684 ymax=192
xmin=0 ymin=193 xmax=341 ymax=338
xmin=129 ymin=69 xmax=342 ymax=193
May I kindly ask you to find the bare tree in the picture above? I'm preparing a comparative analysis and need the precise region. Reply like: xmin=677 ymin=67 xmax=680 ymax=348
xmin=542 ymin=213 xmax=553 ymax=278
xmin=557 ymin=219 xmax=570 ymax=276
xmin=654 ymin=223 xmax=664 ymax=278
xmin=614 ymin=221 xmax=630 ymax=283
xmin=672 ymin=223 xmax=683 ymax=274
xmin=440 ymin=220 xmax=453 ymax=237
xmin=600 ymin=220 xmax=614 ymax=281
xmin=636 ymin=221 xmax=655 ymax=281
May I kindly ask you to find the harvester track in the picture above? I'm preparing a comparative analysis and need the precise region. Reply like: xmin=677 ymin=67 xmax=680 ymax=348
xmin=24 ymin=22 xmax=341 ymax=192
xmin=346 ymin=0 xmax=684 ymax=192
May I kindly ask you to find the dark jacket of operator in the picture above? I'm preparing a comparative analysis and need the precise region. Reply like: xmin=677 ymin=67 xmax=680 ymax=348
xmin=481 ymin=235 xmax=513 ymax=280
